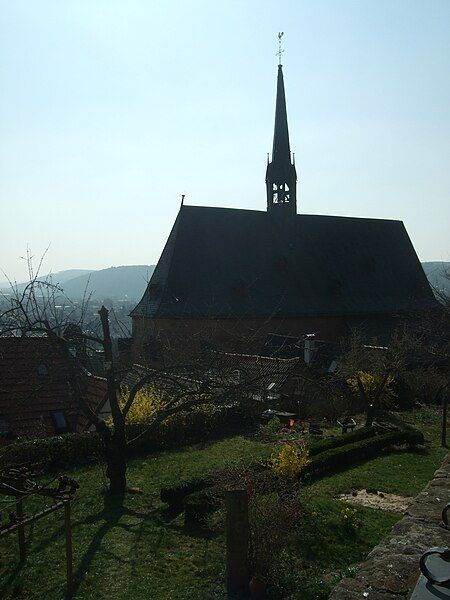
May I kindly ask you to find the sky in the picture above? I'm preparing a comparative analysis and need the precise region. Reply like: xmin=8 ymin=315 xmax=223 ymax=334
xmin=1 ymin=0 xmax=449 ymax=282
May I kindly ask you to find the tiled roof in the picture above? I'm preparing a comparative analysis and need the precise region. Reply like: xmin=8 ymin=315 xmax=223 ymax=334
xmin=0 ymin=337 xmax=107 ymax=440
xmin=213 ymin=352 xmax=302 ymax=393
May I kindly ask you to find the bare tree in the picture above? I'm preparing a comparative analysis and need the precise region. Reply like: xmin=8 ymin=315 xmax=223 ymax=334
xmin=0 ymin=260 xmax=274 ymax=501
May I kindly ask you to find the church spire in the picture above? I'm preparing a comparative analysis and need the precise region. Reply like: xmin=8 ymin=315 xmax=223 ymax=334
xmin=266 ymin=35 xmax=297 ymax=216
xmin=271 ymin=64 xmax=291 ymax=164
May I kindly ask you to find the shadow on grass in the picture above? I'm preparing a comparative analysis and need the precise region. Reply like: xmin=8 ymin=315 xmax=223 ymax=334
xmin=70 ymin=490 xmax=182 ymax=596
xmin=0 ymin=563 xmax=26 ymax=598
xmin=72 ymin=500 xmax=149 ymax=595
xmin=159 ymin=505 xmax=184 ymax=522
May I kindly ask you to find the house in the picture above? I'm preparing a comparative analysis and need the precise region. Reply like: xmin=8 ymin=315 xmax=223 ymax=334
xmin=0 ymin=337 xmax=107 ymax=441
xmin=131 ymin=63 xmax=437 ymax=362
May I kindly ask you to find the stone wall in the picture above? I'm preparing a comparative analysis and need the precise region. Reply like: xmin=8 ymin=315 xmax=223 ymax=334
xmin=330 ymin=452 xmax=450 ymax=599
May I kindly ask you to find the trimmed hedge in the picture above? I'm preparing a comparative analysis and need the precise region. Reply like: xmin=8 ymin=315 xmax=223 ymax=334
xmin=0 ymin=406 xmax=251 ymax=472
xmin=303 ymin=428 xmax=424 ymax=481
xmin=160 ymin=475 xmax=214 ymax=509
xmin=0 ymin=432 xmax=103 ymax=470
xmin=183 ymin=486 xmax=222 ymax=528
xmin=309 ymin=427 xmax=377 ymax=456
xmin=160 ymin=426 xmax=424 ymax=513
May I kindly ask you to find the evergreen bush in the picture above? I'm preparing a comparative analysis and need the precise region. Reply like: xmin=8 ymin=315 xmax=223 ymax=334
xmin=183 ymin=486 xmax=221 ymax=528
xmin=309 ymin=426 xmax=377 ymax=456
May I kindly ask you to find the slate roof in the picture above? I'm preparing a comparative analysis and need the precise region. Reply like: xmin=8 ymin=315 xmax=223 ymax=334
xmin=131 ymin=205 xmax=436 ymax=320
xmin=0 ymin=337 xmax=107 ymax=439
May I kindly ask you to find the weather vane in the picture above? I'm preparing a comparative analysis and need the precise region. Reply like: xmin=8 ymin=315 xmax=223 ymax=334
xmin=277 ymin=31 xmax=284 ymax=65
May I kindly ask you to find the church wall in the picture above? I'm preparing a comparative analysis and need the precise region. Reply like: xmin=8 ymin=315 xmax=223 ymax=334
xmin=132 ymin=315 xmax=347 ymax=362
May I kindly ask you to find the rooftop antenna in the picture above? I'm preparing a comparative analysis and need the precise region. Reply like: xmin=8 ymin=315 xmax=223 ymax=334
xmin=181 ymin=194 xmax=185 ymax=207
xmin=277 ymin=31 xmax=284 ymax=66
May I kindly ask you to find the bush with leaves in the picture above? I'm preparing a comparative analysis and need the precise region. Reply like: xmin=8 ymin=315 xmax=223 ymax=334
xmin=249 ymin=490 xmax=303 ymax=584
xmin=270 ymin=444 xmax=310 ymax=478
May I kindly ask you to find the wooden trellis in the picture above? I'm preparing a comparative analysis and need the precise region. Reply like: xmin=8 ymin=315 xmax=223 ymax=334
xmin=0 ymin=466 xmax=79 ymax=596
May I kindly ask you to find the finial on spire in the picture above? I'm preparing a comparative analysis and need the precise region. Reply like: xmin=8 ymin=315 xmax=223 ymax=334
xmin=277 ymin=32 xmax=284 ymax=66
xmin=181 ymin=194 xmax=185 ymax=207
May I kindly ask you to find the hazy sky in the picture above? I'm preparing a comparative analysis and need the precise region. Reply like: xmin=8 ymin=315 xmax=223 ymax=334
xmin=1 ymin=0 xmax=449 ymax=282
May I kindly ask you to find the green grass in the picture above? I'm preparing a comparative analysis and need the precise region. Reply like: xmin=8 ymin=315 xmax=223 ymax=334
xmin=273 ymin=407 xmax=448 ymax=599
xmin=0 ymin=408 xmax=446 ymax=599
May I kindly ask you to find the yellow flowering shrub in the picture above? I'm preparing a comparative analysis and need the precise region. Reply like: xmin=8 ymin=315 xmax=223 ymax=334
xmin=269 ymin=443 xmax=310 ymax=478
xmin=123 ymin=387 xmax=166 ymax=424
xmin=347 ymin=371 xmax=396 ymax=402
xmin=105 ymin=386 xmax=164 ymax=426
xmin=108 ymin=387 xmax=219 ymax=432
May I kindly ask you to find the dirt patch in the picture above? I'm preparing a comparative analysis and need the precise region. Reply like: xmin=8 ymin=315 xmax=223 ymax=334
xmin=338 ymin=489 xmax=413 ymax=512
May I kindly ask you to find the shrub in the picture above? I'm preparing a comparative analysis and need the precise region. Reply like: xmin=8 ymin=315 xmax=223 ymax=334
xmin=303 ymin=428 xmax=424 ymax=481
xmin=183 ymin=486 xmax=221 ymax=528
xmin=347 ymin=371 xmax=397 ymax=408
xmin=249 ymin=491 xmax=302 ymax=581
xmin=309 ymin=426 xmax=377 ymax=456
xmin=118 ymin=386 xmax=165 ymax=425
xmin=0 ymin=404 xmax=251 ymax=472
xmin=0 ymin=432 xmax=103 ymax=470
xmin=160 ymin=475 xmax=214 ymax=509
xmin=270 ymin=444 xmax=310 ymax=478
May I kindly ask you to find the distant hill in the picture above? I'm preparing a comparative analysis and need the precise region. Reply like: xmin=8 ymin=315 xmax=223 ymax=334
xmin=422 ymin=262 xmax=450 ymax=297
xmin=0 ymin=269 xmax=95 ymax=293
xmin=60 ymin=265 xmax=155 ymax=300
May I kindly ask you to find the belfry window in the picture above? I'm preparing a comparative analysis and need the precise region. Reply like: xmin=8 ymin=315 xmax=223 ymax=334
xmin=272 ymin=182 xmax=291 ymax=204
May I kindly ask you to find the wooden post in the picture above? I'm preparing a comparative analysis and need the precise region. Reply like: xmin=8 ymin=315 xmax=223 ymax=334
xmin=64 ymin=501 xmax=74 ymax=597
xmin=442 ymin=395 xmax=448 ymax=448
xmin=225 ymin=489 xmax=250 ymax=597
xmin=16 ymin=499 xmax=26 ymax=562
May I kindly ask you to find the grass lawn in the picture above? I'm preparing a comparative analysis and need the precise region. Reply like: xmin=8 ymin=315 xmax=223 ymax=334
xmin=0 ymin=407 xmax=447 ymax=599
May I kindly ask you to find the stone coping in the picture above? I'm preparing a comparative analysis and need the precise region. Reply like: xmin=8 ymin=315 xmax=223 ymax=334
xmin=330 ymin=453 xmax=450 ymax=599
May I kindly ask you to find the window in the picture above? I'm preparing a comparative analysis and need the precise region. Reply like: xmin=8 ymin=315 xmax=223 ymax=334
xmin=51 ymin=411 xmax=69 ymax=433
xmin=0 ymin=415 xmax=10 ymax=436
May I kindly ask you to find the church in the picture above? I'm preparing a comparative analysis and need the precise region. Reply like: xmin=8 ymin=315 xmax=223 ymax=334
xmin=131 ymin=62 xmax=436 ymax=360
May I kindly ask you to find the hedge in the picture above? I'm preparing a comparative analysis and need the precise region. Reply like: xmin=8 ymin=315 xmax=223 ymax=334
xmin=0 ymin=406 xmax=252 ymax=471
xmin=183 ymin=486 xmax=222 ymax=528
xmin=302 ymin=428 xmax=424 ymax=481
xmin=308 ymin=426 xmax=377 ymax=456
xmin=161 ymin=426 xmax=424 ymax=517
xmin=160 ymin=475 xmax=214 ymax=509
xmin=0 ymin=432 xmax=103 ymax=471
xmin=159 ymin=427 xmax=378 ymax=506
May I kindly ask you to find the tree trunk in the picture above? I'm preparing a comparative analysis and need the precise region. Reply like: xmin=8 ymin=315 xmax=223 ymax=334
xmin=98 ymin=306 xmax=127 ymax=501
xmin=365 ymin=402 xmax=375 ymax=428
xmin=106 ymin=433 xmax=127 ymax=495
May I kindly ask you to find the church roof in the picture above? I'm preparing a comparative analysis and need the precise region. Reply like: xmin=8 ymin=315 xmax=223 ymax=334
xmin=131 ymin=205 xmax=436 ymax=320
